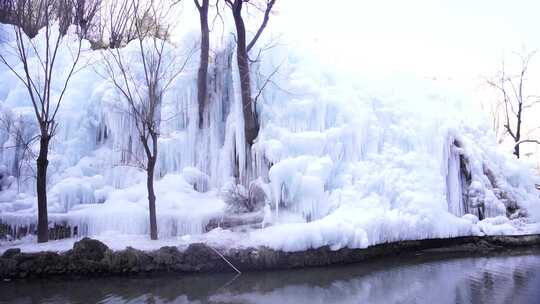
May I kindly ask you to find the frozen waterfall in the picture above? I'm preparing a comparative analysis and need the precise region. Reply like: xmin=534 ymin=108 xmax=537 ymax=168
xmin=0 ymin=23 xmax=539 ymax=250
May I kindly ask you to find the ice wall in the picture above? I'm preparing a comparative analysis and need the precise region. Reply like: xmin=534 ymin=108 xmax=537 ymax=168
xmin=0 ymin=23 xmax=539 ymax=246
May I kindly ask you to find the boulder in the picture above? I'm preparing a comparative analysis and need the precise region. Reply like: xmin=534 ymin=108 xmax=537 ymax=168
xmin=2 ymin=248 xmax=21 ymax=259
xmin=104 ymin=247 xmax=153 ymax=273
xmin=153 ymin=246 xmax=183 ymax=267
xmin=182 ymin=243 xmax=223 ymax=271
xmin=72 ymin=238 xmax=109 ymax=261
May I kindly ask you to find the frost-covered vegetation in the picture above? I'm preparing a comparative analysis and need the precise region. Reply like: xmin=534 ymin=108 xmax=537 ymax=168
xmin=0 ymin=0 xmax=539 ymax=252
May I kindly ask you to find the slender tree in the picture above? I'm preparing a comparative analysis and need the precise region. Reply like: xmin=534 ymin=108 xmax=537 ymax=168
xmin=0 ymin=0 xmax=83 ymax=243
xmin=194 ymin=0 xmax=209 ymax=128
xmin=97 ymin=0 xmax=137 ymax=48
xmin=487 ymin=51 xmax=540 ymax=159
xmin=224 ymin=0 xmax=276 ymax=147
xmin=101 ymin=0 xmax=190 ymax=240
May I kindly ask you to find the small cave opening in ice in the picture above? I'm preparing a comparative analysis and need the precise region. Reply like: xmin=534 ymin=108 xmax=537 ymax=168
xmin=446 ymin=138 xmax=485 ymax=220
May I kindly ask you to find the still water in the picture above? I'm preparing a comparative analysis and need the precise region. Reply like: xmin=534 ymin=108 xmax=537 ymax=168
xmin=1 ymin=251 xmax=540 ymax=304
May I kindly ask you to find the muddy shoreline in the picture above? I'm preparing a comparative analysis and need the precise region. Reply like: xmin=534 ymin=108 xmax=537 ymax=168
xmin=1 ymin=234 xmax=540 ymax=280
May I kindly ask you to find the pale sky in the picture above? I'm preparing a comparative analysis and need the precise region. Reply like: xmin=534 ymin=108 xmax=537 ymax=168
xmin=273 ymin=0 xmax=540 ymax=162
xmin=175 ymin=0 xmax=540 ymax=79
xmin=276 ymin=0 xmax=540 ymax=80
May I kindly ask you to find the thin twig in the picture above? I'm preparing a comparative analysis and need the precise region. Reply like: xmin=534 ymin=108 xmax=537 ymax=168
xmin=209 ymin=246 xmax=241 ymax=274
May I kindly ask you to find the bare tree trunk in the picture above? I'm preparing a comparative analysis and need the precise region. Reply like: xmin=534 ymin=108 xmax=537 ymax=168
xmin=196 ymin=0 xmax=209 ymax=128
xmin=514 ymin=106 xmax=522 ymax=158
xmin=0 ymin=0 xmax=83 ymax=244
xmin=146 ymin=133 xmax=158 ymax=240
xmin=36 ymin=132 xmax=49 ymax=243
xmin=487 ymin=51 xmax=539 ymax=160
xmin=231 ymin=3 xmax=259 ymax=146
xmin=147 ymin=158 xmax=158 ymax=240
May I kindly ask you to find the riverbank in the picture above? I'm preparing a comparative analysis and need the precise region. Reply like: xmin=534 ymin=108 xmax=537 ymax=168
xmin=5 ymin=250 xmax=540 ymax=304
xmin=2 ymin=234 xmax=540 ymax=279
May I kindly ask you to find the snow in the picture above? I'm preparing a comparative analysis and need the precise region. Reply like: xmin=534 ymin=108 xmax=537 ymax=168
xmin=0 ymin=21 xmax=540 ymax=254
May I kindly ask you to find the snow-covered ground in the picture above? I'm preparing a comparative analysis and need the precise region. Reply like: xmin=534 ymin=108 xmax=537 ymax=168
xmin=0 ymin=22 xmax=540 ymax=254
xmin=2 ymin=218 xmax=540 ymax=255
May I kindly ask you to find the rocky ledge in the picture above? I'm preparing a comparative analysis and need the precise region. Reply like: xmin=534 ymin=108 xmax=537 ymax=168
xmin=1 ymin=234 xmax=540 ymax=279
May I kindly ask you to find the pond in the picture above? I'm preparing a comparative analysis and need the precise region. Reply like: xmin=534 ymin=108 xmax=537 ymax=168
xmin=1 ymin=250 xmax=540 ymax=303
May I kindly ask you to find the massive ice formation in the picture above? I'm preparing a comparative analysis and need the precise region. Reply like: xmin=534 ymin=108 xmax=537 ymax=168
xmin=0 ymin=23 xmax=539 ymax=250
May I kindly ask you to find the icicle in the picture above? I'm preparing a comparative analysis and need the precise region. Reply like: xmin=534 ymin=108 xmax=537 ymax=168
xmin=446 ymin=138 xmax=465 ymax=217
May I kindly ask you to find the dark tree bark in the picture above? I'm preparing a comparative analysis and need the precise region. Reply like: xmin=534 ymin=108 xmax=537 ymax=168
xmin=227 ymin=1 xmax=252 ymax=185
xmin=145 ymin=133 xmax=158 ymax=240
xmin=514 ymin=105 xmax=522 ymax=158
xmin=231 ymin=1 xmax=258 ymax=145
xmin=195 ymin=0 xmax=209 ymax=128
xmin=226 ymin=0 xmax=276 ymax=146
xmin=36 ymin=132 xmax=50 ymax=243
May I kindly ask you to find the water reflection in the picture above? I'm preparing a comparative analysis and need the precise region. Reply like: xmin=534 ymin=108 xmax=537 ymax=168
xmin=1 ymin=251 xmax=540 ymax=304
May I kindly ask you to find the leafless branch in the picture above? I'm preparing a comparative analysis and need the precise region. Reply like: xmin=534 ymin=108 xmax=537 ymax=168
xmin=486 ymin=50 xmax=539 ymax=158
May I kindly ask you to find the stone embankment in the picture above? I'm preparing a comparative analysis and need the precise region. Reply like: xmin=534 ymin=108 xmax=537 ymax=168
xmin=1 ymin=235 xmax=540 ymax=279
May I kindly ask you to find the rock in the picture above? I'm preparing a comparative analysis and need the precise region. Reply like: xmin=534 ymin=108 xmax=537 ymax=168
xmin=105 ymin=247 xmax=152 ymax=273
xmin=72 ymin=238 xmax=109 ymax=261
xmin=153 ymin=246 xmax=183 ymax=267
xmin=183 ymin=243 xmax=222 ymax=271
xmin=2 ymin=248 xmax=21 ymax=259
xmin=0 ymin=257 xmax=17 ymax=278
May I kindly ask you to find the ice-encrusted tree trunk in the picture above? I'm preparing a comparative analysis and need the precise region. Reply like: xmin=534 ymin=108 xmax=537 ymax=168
xmin=224 ymin=0 xmax=276 ymax=183
xmin=194 ymin=0 xmax=209 ymax=128
xmin=225 ymin=0 xmax=275 ymax=145
xmin=0 ymin=0 xmax=83 ymax=243
xmin=487 ymin=51 xmax=540 ymax=159
xmin=102 ymin=0 xmax=189 ymax=240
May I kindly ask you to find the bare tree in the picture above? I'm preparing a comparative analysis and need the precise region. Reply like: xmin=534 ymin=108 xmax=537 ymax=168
xmin=224 ymin=0 xmax=275 ymax=146
xmin=0 ymin=0 xmax=83 ymax=243
xmin=104 ymin=0 xmax=137 ymax=48
xmin=56 ymin=0 xmax=74 ymax=35
xmin=223 ymin=0 xmax=276 ymax=184
xmin=0 ymin=0 xmax=54 ymax=38
xmin=487 ymin=51 xmax=540 ymax=159
xmin=194 ymin=0 xmax=209 ymax=128
xmin=96 ymin=0 xmax=170 ymax=49
xmin=69 ymin=0 xmax=101 ymax=39
xmin=0 ymin=0 xmax=101 ymax=39
xmin=101 ymin=0 xmax=190 ymax=240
